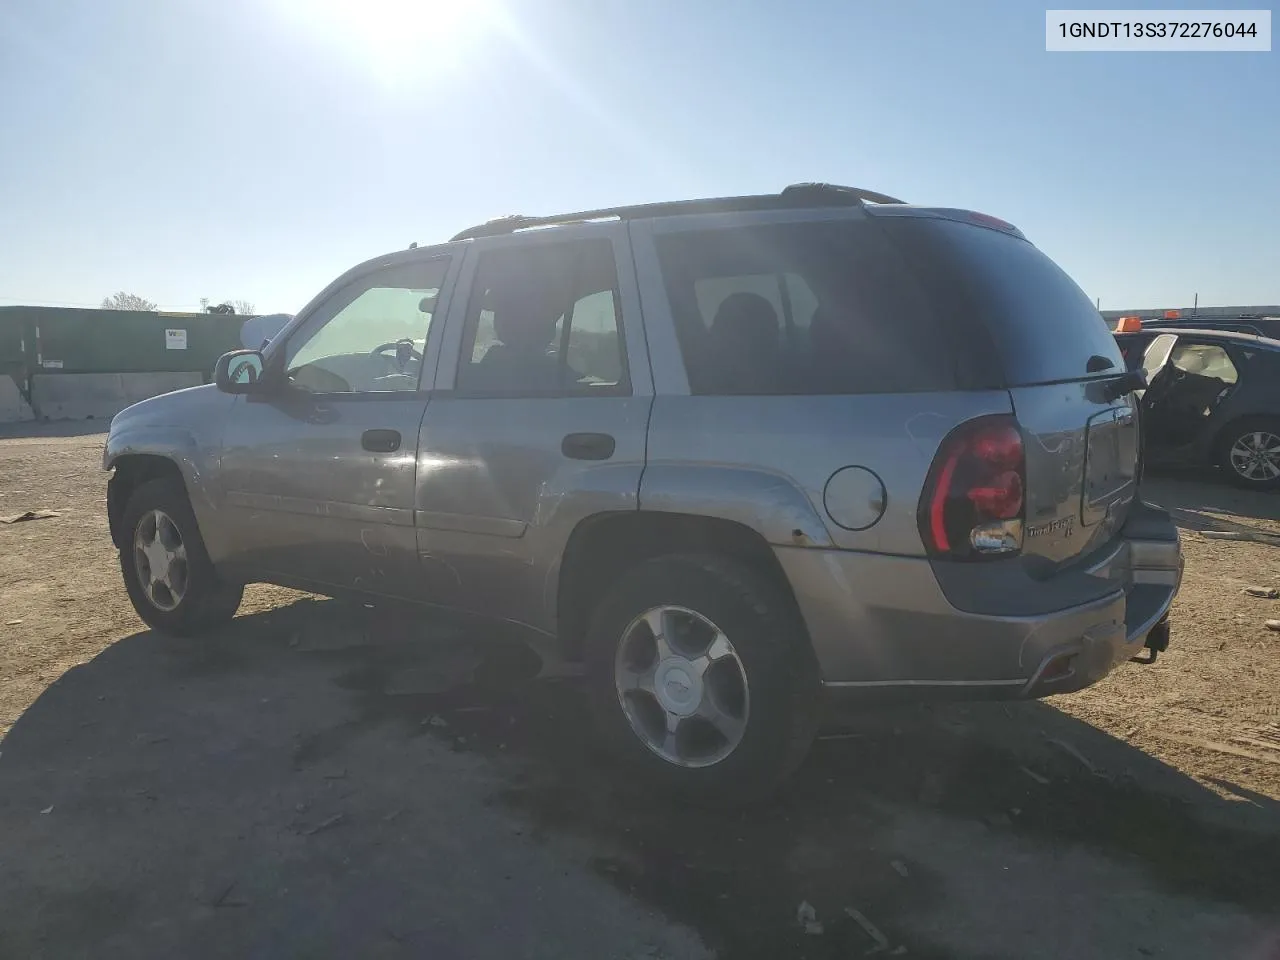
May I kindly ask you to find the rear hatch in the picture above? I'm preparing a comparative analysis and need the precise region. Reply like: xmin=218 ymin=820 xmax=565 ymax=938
xmin=875 ymin=212 xmax=1138 ymax=569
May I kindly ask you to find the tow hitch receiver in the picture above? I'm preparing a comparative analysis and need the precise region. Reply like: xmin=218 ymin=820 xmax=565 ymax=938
xmin=1131 ymin=616 xmax=1171 ymax=665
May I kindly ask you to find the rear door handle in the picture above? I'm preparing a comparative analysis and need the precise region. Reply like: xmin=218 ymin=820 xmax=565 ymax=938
xmin=561 ymin=432 xmax=615 ymax=461
xmin=362 ymin=429 xmax=401 ymax=453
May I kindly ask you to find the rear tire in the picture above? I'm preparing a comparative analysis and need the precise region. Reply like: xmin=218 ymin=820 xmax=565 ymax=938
xmin=585 ymin=553 xmax=820 ymax=804
xmin=1217 ymin=417 xmax=1280 ymax=491
xmin=119 ymin=478 xmax=243 ymax=636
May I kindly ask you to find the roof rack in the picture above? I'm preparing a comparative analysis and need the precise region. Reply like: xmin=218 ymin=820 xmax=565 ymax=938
xmin=449 ymin=182 xmax=905 ymax=242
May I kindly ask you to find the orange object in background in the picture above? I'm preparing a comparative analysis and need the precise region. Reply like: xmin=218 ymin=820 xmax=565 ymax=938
xmin=1115 ymin=316 xmax=1143 ymax=332
xmin=1164 ymin=310 xmax=1181 ymax=319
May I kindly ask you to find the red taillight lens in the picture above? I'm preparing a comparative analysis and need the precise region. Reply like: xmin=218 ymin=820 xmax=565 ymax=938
xmin=968 ymin=470 xmax=1023 ymax=519
xmin=919 ymin=416 xmax=1026 ymax=559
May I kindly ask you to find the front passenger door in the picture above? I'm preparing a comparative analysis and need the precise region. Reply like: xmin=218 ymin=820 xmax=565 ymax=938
xmin=219 ymin=255 xmax=457 ymax=598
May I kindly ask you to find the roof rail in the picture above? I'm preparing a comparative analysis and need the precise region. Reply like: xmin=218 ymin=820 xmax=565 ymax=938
xmin=449 ymin=183 xmax=904 ymax=242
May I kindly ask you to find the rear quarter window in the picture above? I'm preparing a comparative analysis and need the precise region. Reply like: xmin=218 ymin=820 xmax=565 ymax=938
xmin=880 ymin=217 xmax=1124 ymax=386
xmin=654 ymin=220 xmax=957 ymax=396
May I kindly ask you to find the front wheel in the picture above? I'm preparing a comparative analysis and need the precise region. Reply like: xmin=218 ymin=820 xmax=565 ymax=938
xmin=1218 ymin=418 xmax=1280 ymax=490
xmin=585 ymin=554 xmax=820 ymax=803
xmin=119 ymin=478 xmax=243 ymax=635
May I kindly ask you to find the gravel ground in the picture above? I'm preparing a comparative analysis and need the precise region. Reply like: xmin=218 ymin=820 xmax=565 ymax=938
xmin=2 ymin=423 xmax=1279 ymax=959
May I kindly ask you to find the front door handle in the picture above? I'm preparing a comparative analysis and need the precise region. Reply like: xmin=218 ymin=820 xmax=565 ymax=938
xmin=561 ymin=432 xmax=615 ymax=461
xmin=362 ymin=429 xmax=402 ymax=453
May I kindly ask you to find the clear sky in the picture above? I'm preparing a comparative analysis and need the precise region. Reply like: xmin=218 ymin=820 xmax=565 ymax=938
xmin=1 ymin=0 xmax=1276 ymax=315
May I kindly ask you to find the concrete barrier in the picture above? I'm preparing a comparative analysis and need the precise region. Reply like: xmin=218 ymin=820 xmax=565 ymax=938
xmin=30 ymin=372 xmax=203 ymax=421
xmin=0 ymin=374 xmax=34 ymax=423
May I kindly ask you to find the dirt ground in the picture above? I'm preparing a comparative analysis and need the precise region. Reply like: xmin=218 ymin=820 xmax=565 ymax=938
xmin=2 ymin=423 xmax=1279 ymax=959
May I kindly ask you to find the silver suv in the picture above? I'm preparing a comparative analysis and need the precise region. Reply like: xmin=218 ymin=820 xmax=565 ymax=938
xmin=105 ymin=184 xmax=1183 ymax=799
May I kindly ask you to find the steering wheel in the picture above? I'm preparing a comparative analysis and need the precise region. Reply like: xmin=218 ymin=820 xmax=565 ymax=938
xmin=372 ymin=339 xmax=423 ymax=362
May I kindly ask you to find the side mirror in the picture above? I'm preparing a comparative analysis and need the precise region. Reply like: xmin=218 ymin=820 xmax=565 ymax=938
xmin=214 ymin=350 xmax=267 ymax=394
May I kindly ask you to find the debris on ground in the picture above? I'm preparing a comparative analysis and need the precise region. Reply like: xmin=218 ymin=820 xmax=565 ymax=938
xmin=212 ymin=881 xmax=247 ymax=908
xmin=5 ymin=620 xmax=22 ymax=626
xmin=39 ymin=805 xmax=53 ymax=815
xmin=1020 ymin=765 xmax=1051 ymax=785
xmin=1265 ymin=620 xmax=1280 ymax=632
xmin=301 ymin=813 xmax=346 ymax=836
xmin=890 ymin=860 xmax=909 ymax=878
xmin=423 ymin=715 xmax=449 ymax=728
xmin=1046 ymin=737 xmax=1098 ymax=774
xmin=796 ymin=900 xmax=823 ymax=935
xmin=0 ymin=510 xmax=58 ymax=524
xmin=1201 ymin=529 xmax=1280 ymax=546
xmin=1244 ymin=586 xmax=1280 ymax=599
xmin=843 ymin=906 xmax=891 ymax=953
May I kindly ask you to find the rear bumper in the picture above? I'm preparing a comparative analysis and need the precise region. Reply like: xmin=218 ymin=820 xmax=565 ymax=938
xmin=775 ymin=501 xmax=1183 ymax=701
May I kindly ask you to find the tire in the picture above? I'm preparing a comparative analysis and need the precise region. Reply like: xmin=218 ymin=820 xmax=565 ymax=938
xmin=585 ymin=553 xmax=820 ymax=803
xmin=119 ymin=478 xmax=243 ymax=635
xmin=1217 ymin=417 xmax=1280 ymax=491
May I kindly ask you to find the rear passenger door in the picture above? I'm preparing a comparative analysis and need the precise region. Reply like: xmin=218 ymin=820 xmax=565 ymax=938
xmin=414 ymin=226 xmax=652 ymax=631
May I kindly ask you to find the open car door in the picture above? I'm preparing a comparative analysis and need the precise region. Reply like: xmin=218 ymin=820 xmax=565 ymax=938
xmin=1140 ymin=334 xmax=1240 ymax=453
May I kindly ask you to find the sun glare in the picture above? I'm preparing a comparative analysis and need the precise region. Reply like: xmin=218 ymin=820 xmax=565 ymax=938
xmin=272 ymin=0 xmax=500 ymax=86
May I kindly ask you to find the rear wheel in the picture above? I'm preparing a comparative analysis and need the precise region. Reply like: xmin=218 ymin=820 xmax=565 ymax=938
xmin=1218 ymin=418 xmax=1280 ymax=490
xmin=585 ymin=554 xmax=820 ymax=803
xmin=119 ymin=478 xmax=243 ymax=635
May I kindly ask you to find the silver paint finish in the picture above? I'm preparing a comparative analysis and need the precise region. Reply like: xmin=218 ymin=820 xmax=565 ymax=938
xmin=104 ymin=384 xmax=236 ymax=559
xmin=218 ymin=393 xmax=430 ymax=598
xmin=822 ymin=466 xmax=887 ymax=532
xmin=102 ymin=202 xmax=1180 ymax=703
xmin=641 ymin=392 xmax=1013 ymax=554
xmin=1009 ymin=383 xmax=1138 ymax=567
xmin=414 ymin=395 xmax=651 ymax=630
xmin=414 ymin=223 xmax=654 ymax=632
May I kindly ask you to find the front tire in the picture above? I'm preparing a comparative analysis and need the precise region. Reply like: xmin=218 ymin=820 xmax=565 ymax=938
xmin=1218 ymin=417 xmax=1280 ymax=490
xmin=119 ymin=478 xmax=243 ymax=635
xmin=585 ymin=553 xmax=820 ymax=803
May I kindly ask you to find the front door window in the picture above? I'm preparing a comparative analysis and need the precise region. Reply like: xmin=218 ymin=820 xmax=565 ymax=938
xmin=285 ymin=259 xmax=449 ymax=394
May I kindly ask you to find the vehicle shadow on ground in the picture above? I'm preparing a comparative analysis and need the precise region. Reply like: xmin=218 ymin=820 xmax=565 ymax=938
xmin=3 ymin=600 xmax=1280 ymax=960
xmin=1143 ymin=468 xmax=1278 ymax=539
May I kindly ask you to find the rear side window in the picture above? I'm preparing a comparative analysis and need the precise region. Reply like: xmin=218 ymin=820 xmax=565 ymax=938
xmin=880 ymin=217 xmax=1123 ymax=386
xmin=654 ymin=220 xmax=955 ymax=396
xmin=456 ymin=240 xmax=628 ymax=397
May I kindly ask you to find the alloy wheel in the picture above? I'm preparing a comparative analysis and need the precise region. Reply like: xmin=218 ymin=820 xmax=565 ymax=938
xmin=1229 ymin=430 xmax=1280 ymax=482
xmin=614 ymin=605 xmax=750 ymax=768
xmin=133 ymin=509 xmax=189 ymax=612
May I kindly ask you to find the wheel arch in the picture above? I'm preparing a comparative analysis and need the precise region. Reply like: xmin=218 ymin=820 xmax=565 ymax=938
xmin=106 ymin=453 xmax=190 ymax=550
xmin=554 ymin=510 xmax=807 ymax=661
xmin=1210 ymin=412 xmax=1280 ymax=461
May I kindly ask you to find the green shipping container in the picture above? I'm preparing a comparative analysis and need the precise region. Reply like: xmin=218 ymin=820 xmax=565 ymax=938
xmin=0 ymin=306 xmax=248 ymax=375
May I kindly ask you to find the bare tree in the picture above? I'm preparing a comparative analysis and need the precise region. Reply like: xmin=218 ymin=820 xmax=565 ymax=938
xmin=101 ymin=292 xmax=158 ymax=311
xmin=232 ymin=299 xmax=256 ymax=316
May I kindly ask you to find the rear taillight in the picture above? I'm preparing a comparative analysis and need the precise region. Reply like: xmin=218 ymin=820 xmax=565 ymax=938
xmin=919 ymin=415 xmax=1025 ymax=560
